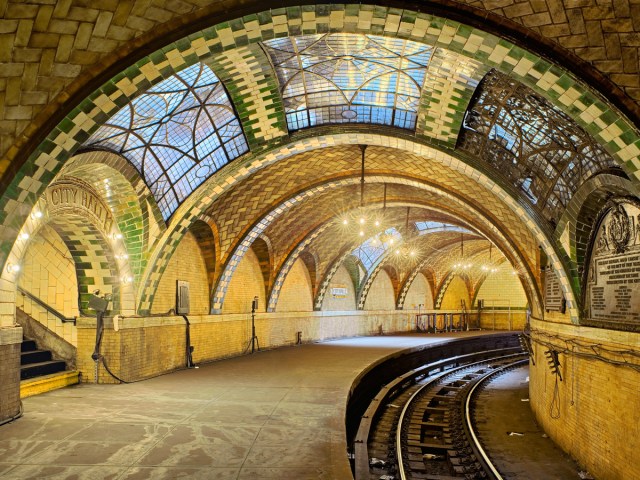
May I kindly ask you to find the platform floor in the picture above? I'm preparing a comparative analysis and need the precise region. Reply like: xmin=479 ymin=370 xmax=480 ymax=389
xmin=0 ymin=332 xmax=487 ymax=480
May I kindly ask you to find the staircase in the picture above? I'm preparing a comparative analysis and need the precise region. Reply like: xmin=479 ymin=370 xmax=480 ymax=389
xmin=20 ymin=336 xmax=79 ymax=398
xmin=20 ymin=337 xmax=67 ymax=380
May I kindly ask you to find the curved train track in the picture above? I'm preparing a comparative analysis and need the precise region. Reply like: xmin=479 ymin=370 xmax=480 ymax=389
xmin=354 ymin=349 xmax=528 ymax=480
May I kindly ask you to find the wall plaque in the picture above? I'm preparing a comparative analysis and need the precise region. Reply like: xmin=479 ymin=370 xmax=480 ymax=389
xmin=586 ymin=201 xmax=640 ymax=328
xmin=544 ymin=266 xmax=564 ymax=312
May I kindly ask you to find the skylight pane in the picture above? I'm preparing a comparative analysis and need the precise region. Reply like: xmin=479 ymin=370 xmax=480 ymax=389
xmin=263 ymin=33 xmax=431 ymax=131
xmin=85 ymin=63 xmax=248 ymax=220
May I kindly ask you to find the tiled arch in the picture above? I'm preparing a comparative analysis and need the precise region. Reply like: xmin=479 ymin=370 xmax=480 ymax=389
xmin=3 ymin=5 xmax=640 ymax=289
xmin=215 ymin=174 xmax=542 ymax=316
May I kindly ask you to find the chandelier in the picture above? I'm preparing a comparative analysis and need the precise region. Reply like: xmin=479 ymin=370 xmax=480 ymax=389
xmin=480 ymin=243 xmax=499 ymax=274
xmin=452 ymin=233 xmax=472 ymax=271
xmin=340 ymin=145 xmax=387 ymax=238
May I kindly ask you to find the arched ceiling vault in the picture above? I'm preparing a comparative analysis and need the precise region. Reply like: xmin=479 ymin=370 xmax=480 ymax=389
xmin=3 ymin=4 xmax=638 ymax=323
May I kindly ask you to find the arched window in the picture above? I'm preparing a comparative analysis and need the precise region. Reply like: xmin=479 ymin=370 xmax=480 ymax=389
xmin=263 ymin=34 xmax=432 ymax=131
xmin=85 ymin=63 xmax=248 ymax=220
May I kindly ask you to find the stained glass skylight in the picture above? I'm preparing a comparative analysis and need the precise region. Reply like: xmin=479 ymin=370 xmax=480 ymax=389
xmin=352 ymin=228 xmax=402 ymax=272
xmin=458 ymin=70 xmax=618 ymax=225
xmin=262 ymin=34 xmax=432 ymax=131
xmin=414 ymin=221 xmax=470 ymax=234
xmin=85 ymin=63 xmax=248 ymax=220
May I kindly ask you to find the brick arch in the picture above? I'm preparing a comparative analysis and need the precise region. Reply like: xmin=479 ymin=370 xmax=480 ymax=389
xmin=251 ymin=236 xmax=272 ymax=305
xmin=101 ymin=134 xmax=561 ymax=317
xmin=267 ymin=224 xmax=330 ymax=312
xmin=188 ymin=220 xmax=218 ymax=295
xmin=2 ymin=0 xmax=639 ymax=199
xmin=3 ymin=4 xmax=640 ymax=294
xmin=558 ymin=173 xmax=639 ymax=296
xmin=48 ymin=216 xmax=122 ymax=314
xmin=210 ymin=174 xmax=541 ymax=314
xmin=59 ymin=152 xmax=152 ymax=284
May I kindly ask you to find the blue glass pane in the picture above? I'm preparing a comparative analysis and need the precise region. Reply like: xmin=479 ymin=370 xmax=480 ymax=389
xmin=85 ymin=63 xmax=249 ymax=220
xmin=263 ymin=34 xmax=431 ymax=131
xmin=352 ymin=228 xmax=402 ymax=273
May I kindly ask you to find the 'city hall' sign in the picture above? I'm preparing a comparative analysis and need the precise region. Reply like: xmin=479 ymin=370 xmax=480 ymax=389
xmin=45 ymin=179 xmax=115 ymax=234
xmin=586 ymin=200 xmax=640 ymax=329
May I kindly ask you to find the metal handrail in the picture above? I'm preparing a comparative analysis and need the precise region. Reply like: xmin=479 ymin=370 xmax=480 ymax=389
xmin=17 ymin=286 xmax=77 ymax=325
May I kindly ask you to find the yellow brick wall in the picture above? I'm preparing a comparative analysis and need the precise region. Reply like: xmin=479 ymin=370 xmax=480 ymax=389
xmin=529 ymin=318 xmax=640 ymax=480
xmin=404 ymin=273 xmax=433 ymax=309
xmin=152 ymin=231 xmax=210 ymax=314
xmin=223 ymin=247 xmax=266 ymax=314
xmin=440 ymin=275 xmax=470 ymax=310
xmin=75 ymin=310 xmax=418 ymax=383
xmin=475 ymin=269 xmax=528 ymax=308
xmin=276 ymin=258 xmax=313 ymax=312
xmin=19 ymin=224 xmax=79 ymax=318
xmin=321 ymin=265 xmax=356 ymax=311
xmin=364 ymin=270 xmax=395 ymax=310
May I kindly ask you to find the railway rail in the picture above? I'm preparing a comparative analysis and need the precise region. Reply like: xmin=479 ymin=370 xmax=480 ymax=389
xmin=353 ymin=347 xmax=527 ymax=480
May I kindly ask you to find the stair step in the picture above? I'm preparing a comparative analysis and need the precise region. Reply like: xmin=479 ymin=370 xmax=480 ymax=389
xmin=21 ymin=349 xmax=52 ymax=365
xmin=21 ymin=339 xmax=37 ymax=352
xmin=20 ymin=360 xmax=66 ymax=380
xmin=21 ymin=371 xmax=80 ymax=399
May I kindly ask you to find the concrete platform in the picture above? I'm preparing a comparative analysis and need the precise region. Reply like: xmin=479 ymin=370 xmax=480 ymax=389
xmin=0 ymin=332 xmax=490 ymax=480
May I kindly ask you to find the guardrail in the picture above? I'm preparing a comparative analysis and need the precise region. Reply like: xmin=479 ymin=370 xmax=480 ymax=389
xmin=17 ymin=286 xmax=77 ymax=325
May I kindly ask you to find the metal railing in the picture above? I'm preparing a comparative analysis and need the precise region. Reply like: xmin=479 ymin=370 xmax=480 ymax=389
xmin=17 ymin=286 xmax=77 ymax=325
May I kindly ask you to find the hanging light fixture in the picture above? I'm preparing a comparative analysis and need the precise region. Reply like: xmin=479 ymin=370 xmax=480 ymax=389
xmin=340 ymin=145 xmax=385 ymax=239
xmin=481 ymin=243 xmax=499 ymax=274
xmin=452 ymin=233 xmax=472 ymax=270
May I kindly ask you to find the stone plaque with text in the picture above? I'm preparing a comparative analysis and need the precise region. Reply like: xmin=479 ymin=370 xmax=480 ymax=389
xmin=586 ymin=201 xmax=640 ymax=328
xmin=544 ymin=267 xmax=564 ymax=312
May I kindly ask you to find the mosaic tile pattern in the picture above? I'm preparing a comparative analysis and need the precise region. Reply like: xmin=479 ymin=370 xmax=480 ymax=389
xmin=1 ymin=7 xmax=639 ymax=325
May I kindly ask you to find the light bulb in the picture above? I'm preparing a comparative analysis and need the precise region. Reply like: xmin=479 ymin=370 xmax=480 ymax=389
xmin=359 ymin=217 xmax=365 ymax=225
xmin=389 ymin=239 xmax=394 ymax=245
xmin=342 ymin=219 xmax=348 ymax=225
xmin=6 ymin=263 xmax=20 ymax=273
xmin=359 ymin=230 xmax=364 ymax=236
xmin=32 ymin=211 xmax=43 ymax=219
xmin=374 ymin=220 xmax=380 ymax=226
xmin=19 ymin=233 xmax=29 ymax=240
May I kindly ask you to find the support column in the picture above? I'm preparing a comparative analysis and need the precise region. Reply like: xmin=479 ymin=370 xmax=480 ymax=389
xmin=0 ymin=278 xmax=22 ymax=422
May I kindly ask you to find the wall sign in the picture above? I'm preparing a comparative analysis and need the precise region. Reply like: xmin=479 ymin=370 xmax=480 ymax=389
xmin=586 ymin=200 xmax=640 ymax=329
xmin=544 ymin=266 xmax=565 ymax=312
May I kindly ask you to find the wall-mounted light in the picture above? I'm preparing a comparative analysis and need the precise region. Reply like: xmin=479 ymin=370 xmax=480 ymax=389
xmin=6 ymin=263 xmax=20 ymax=273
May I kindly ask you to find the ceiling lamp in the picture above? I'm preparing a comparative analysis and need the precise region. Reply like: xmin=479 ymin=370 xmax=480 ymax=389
xmin=340 ymin=145 xmax=386 ymax=238
xmin=388 ymin=207 xmax=423 ymax=269
xmin=480 ymin=243 xmax=499 ymax=274
xmin=452 ymin=233 xmax=472 ymax=270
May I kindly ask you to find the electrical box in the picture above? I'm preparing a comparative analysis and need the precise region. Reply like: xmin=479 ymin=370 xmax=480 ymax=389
xmin=176 ymin=280 xmax=190 ymax=314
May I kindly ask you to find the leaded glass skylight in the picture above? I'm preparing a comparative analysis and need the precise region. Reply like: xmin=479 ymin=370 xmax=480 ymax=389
xmin=85 ymin=63 xmax=248 ymax=220
xmin=458 ymin=69 xmax=618 ymax=225
xmin=262 ymin=34 xmax=432 ymax=131
xmin=353 ymin=227 xmax=402 ymax=272
xmin=415 ymin=221 xmax=470 ymax=234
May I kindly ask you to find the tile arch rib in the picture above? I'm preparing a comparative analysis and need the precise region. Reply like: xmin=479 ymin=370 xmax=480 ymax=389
xmin=397 ymin=258 xmax=430 ymax=310
xmin=58 ymin=152 xmax=154 ymax=285
xmin=267 ymin=223 xmax=333 ymax=312
xmin=210 ymin=175 xmax=541 ymax=315
xmin=128 ymin=134 xmax=558 ymax=317
xmin=3 ymin=0 xmax=640 ymax=205
xmin=4 ymin=3 xmax=640 ymax=286
xmin=557 ymin=173 xmax=640 ymax=296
